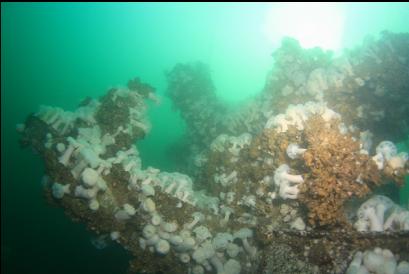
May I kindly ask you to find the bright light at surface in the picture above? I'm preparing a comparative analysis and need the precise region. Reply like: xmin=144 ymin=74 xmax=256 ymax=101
xmin=264 ymin=2 xmax=345 ymax=51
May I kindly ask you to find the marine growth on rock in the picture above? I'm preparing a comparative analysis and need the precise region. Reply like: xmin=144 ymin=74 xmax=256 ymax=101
xmin=18 ymin=32 xmax=409 ymax=274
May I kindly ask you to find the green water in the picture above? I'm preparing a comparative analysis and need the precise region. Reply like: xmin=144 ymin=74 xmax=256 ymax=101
xmin=2 ymin=3 xmax=409 ymax=273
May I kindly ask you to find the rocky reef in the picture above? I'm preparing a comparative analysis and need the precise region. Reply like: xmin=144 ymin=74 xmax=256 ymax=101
xmin=18 ymin=31 xmax=409 ymax=274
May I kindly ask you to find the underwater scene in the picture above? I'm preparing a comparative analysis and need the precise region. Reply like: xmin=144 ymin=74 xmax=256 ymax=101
xmin=2 ymin=3 xmax=409 ymax=274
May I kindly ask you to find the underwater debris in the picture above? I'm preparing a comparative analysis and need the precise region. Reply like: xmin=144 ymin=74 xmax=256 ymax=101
xmin=18 ymin=31 xmax=409 ymax=274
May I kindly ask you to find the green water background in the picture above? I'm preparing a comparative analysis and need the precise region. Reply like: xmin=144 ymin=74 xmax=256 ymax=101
xmin=2 ymin=3 xmax=409 ymax=273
